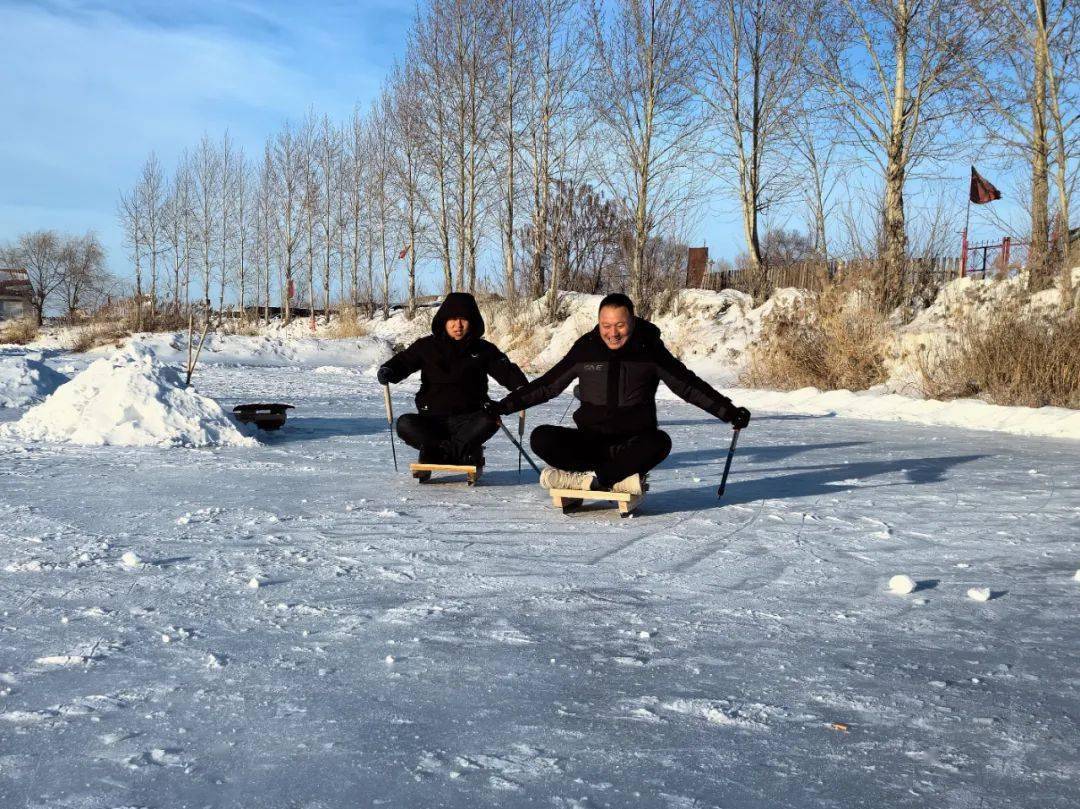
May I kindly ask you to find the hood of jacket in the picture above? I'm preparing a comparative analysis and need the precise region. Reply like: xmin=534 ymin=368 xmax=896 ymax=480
xmin=432 ymin=292 xmax=486 ymax=340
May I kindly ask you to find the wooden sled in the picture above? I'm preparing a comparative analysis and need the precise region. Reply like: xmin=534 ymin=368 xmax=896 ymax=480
xmin=549 ymin=488 xmax=643 ymax=518
xmin=410 ymin=463 xmax=481 ymax=486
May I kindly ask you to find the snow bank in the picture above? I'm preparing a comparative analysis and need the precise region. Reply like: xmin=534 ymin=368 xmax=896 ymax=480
xmin=0 ymin=347 xmax=255 ymax=448
xmin=687 ymin=385 xmax=1080 ymax=441
xmin=0 ymin=354 xmax=69 ymax=408
xmin=123 ymin=332 xmax=393 ymax=370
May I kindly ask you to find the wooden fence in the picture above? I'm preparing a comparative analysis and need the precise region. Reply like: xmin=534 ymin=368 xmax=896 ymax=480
xmin=694 ymin=254 xmax=1002 ymax=297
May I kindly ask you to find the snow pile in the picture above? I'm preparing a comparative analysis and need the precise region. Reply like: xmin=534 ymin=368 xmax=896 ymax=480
xmin=888 ymin=268 xmax=1080 ymax=395
xmin=0 ymin=347 xmax=255 ymax=448
xmin=0 ymin=353 xmax=69 ymax=408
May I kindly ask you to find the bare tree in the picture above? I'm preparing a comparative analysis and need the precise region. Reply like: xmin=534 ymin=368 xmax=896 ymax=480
xmin=388 ymin=65 xmax=426 ymax=315
xmin=135 ymin=153 xmax=166 ymax=316
xmin=270 ymin=123 xmax=304 ymax=324
xmin=965 ymin=0 xmax=1078 ymax=286
xmin=218 ymin=133 xmax=239 ymax=318
xmin=346 ymin=107 xmax=368 ymax=307
xmin=695 ymin=0 xmax=810 ymax=293
xmin=163 ymin=155 xmax=194 ymax=312
xmin=8 ymin=231 xmax=67 ymax=325
xmin=412 ymin=11 xmax=456 ymax=294
xmin=523 ymin=0 xmax=588 ymax=299
xmin=809 ymin=0 xmax=970 ymax=307
xmin=300 ymin=114 xmax=321 ymax=328
xmin=58 ymin=232 xmax=109 ymax=317
xmin=233 ymin=153 xmax=254 ymax=320
xmin=366 ymin=97 xmax=402 ymax=319
xmin=488 ymin=0 xmax=532 ymax=298
xmin=791 ymin=109 xmax=843 ymax=265
xmin=192 ymin=134 xmax=221 ymax=309
xmin=588 ymin=0 xmax=704 ymax=310
xmin=117 ymin=184 xmax=145 ymax=327
xmin=315 ymin=114 xmax=341 ymax=323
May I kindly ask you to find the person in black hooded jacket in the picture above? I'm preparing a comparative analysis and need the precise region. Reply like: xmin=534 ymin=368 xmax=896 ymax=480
xmin=377 ymin=292 xmax=527 ymax=468
xmin=488 ymin=293 xmax=750 ymax=494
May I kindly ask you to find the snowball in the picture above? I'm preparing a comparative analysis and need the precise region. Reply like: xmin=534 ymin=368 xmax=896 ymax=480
xmin=0 ymin=347 xmax=254 ymax=447
xmin=1073 ymin=569 xmax=1080 ymax=582
xmin=888 ymin=574 xmax=917 ymax=594
xmin=967 ymin=587 xmax=991 ymax=602
xmin=384 ymin=655 xmax=395 ymax=665
xmin=247 ymin=577 xmax=262 ymax=589
xmin=120 ymin=551 xmax=144 ymax=569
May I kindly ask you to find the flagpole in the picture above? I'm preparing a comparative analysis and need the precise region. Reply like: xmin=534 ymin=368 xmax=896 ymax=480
xmin=961 ymin=167 xmax=973 ymax=278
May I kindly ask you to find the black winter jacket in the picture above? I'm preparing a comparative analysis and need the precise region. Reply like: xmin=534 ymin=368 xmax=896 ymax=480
xmin=379 ymin=292 xmax=528 ymax=416
xmin=498 ymin=318 xmax=735 ymax=435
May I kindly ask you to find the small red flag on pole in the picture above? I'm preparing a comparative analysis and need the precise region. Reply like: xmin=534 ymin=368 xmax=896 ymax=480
xmin=962 ymin=167 xmax=1002 ymax=277
xmin=969 ymin=167 xmax=1002 ymax=205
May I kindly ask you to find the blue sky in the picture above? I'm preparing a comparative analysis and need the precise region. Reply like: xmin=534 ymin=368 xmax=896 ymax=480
xmin=0 ymin=0 xmax=1031 ymax=294
xmin=0 ymin=0 xmax=411 ymax=281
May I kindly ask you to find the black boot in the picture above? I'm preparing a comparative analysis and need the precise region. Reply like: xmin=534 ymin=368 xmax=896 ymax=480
xmin=419 ymin=442 xmax=451 ymax=464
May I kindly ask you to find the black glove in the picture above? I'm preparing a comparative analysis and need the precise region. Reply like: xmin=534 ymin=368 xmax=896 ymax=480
xmin=483 ymin=399 xmax=507 ymax=419
xmin=376 ymin=365 xmax=393 ymax=385
xmin=729 ymin=406 xmax=751 ymax=430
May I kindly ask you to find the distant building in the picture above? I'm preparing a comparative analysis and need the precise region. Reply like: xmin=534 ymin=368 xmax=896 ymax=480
xmin=0 ymin=268 xmax=34 ymax=321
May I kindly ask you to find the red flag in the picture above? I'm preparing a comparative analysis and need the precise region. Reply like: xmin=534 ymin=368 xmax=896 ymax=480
xmin=398 ymin=244 xmax=411 ymax=259
xmin=970 ymin=167 xmax=1002 ymax=204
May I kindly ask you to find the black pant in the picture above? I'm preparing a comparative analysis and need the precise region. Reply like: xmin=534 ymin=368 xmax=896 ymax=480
xmin=530 ymin=425 xmax=672 ymax=487
xmin=396 ymin=410 xmax=499 ymax=465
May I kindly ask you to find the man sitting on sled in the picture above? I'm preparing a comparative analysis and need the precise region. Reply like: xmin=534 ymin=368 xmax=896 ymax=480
xmin=377 ymin=292 xmax=527 ymax=472
xmin=487 ymin=293 xmax=751 ymax=495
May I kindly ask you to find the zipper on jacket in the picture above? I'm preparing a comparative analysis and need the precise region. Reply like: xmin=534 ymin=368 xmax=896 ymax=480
xmin=606 ymin=358 xmax=621 ymax=414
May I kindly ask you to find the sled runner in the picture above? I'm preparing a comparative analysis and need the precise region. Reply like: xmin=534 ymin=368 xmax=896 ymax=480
xmin=409 ymin=463 xmax=481 ymax=486
xmin=549 ymin=488 xmax=643 ymax=517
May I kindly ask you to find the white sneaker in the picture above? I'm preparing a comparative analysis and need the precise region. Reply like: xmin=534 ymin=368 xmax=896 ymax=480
xmin=540 ymin=467 xmax=596 ymax=491
xmin=611 ymin=474 xmax=643 ymax=496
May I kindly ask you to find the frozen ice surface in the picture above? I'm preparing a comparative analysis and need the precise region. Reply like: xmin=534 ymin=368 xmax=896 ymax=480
xmin=0 ymin=357 xmax=1078 ymax=808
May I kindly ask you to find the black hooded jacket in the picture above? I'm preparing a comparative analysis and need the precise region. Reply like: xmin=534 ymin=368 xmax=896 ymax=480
xmin=498 ymin=317 xmax=735 ymax=435
xmin=379 ymin=293 xmax=528 ymax=416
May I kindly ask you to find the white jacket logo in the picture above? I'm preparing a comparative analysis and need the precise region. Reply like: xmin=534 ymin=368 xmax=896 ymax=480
xmin=583 ymin=363 xmax=605 ymax=372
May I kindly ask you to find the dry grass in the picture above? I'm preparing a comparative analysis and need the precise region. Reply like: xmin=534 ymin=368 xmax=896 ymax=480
xmin=0 ymin=318 xmax=39 ymax=345
xmin=70 ymin=321 xmax=131 ymax=353
xmin=136 ymin=308 xmax=190 ymax=333
xmin=327 ymin=306 xmax=370 ymax=339
xmin=918 ymin=299 xmax=1080 ymax=409
xmin=741 ymin=280 xmax=890 ymax=391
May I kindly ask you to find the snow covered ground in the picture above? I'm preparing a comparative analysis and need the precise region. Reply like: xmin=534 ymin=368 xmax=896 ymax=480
xmin=1 ymin=350 xmax=1079 ymax=808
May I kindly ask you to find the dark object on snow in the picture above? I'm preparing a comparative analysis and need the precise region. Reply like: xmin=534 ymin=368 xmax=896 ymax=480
xmin=717 ymin=428 xmax=741 ymax=499
xmin=232 ymin=403 xmax=294 ymax=431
